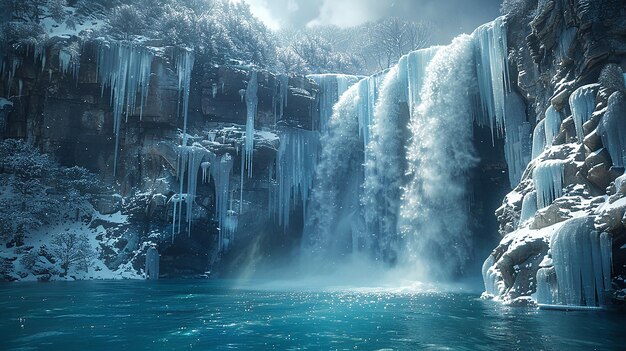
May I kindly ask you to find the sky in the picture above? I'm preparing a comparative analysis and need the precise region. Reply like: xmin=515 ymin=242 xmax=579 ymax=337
xmin=231 ymin=0 xmax=503 ymax=44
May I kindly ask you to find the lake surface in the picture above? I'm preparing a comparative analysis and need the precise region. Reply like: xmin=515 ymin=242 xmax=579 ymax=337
xmin=0 ymin=280 xmax=624 ymax=350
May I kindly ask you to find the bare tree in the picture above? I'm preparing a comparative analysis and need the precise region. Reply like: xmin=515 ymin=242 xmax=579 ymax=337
xmin=367 ymin=17 xmax=433 ymax=70
xmin=50 ymin=232 xmax=96 ymax=276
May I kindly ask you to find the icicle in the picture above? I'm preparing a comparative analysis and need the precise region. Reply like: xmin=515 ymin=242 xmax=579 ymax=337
xmin=597 ymin=92 xmax=626 ymax=167
xmin=308 ymin=74 xmax=359 ymax=133
xmin=244 ymin=71 xmax=258 ymax=177
xmin=503 ymin=92 xmax=531 ymax=186
xmin=531 ymin=119 xmax=546 ymax=159
xmin=533 ymin=159 xmax=566 ymax=209
xmin=472 ymin=16 xmax=510 ymax=136
xmin=557 ymin=27 xmax=577 ymax=61
xmin=176 ymin=48 xmax=195 ymax=142
xmin=405 ymin=47 xmax=441 ymax=117
xmin=211 ymin=153 xmax=234 ymax=251
xmin=201 ymin=161 xmax=211 ymax=183
xmin=544 ymin=106 xmax=562 ymax=147
xmin=96 ymin=41 xmax=154 ymax=176
xmin=544 ymin=217 xmax=613 ymax=306
xmin=482 ymin=255 xmax=503 ymax=296
xmin=519 ymin=190 xmax=538 ymax=226
xmin=569 ymin=84 xmax=598 ymax=143
xmin=269 ymin=127 xmax=320 ymax=229
xmin=212 ymin=83 xmax=218 ymax=98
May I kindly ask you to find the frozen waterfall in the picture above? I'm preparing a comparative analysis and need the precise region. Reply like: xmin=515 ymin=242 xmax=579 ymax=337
xmin=534 ymin=217 xmax=612 ymax=307
xmin=96 ymin=42 xmax=154 ymax=176
xmin=244 ymin=71 xmax=258 ymax=177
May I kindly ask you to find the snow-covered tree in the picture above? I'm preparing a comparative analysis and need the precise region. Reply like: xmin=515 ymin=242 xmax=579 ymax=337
xmin=50 ymin=232 xmax=96 ymax=275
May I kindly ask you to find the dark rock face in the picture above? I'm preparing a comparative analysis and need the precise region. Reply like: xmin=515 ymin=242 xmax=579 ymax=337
xmin=0 ymin=41 xmax=318 ymax=279
xmin=483 ymin=0 xmax=626 ymax=304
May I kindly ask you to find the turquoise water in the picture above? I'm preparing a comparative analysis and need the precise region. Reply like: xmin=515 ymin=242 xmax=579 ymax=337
xmin=0 ymin=280 xmax=623 ymax=350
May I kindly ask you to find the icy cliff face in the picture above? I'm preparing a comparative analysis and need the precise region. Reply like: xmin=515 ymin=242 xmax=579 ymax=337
xmin=482 ymin=0 xmax=626 ymax=306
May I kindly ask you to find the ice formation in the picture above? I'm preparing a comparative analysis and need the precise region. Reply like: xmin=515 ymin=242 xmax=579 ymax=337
xmin=472 ymin=16 xmax=510 ymax=136
xmin=244 ymin=71 xmax=258 ymax=177
xmin=269 ymin=127 xmax=320 ymax=228
xmin=597 ymin=92 xmax=626 ymax=167
xmin=519 ymin=190 xmax=538 ymax=226
xmin=535 ymin=217 xmax=612 ymax=307
xmin=145 ymin=247 xmax=160 ymax=280
xmin=211 ymin=153 xmax=234 ymax=250
xmin=531 ymin=119 xmax=547 ymax=159
xmin=176 ymin=49 xmax=195 ymax=142
xmin=173 ymin=145 xmax=214 ymax=236
xmin=398 ymin=47 xmax=441 ymax=116
xmin=569 ymin=84 xmax=598 ymax=142
xmin=399 ymin=34 xmax=479 ymax=275
xmin=308 ymin=74 xmax=359 ymax=133
xmin=557 ymin=27 xmax=577 ymax=61
xmin=482 ymin=254 xmax=503 ymax=297
xmin=58 ymin=49 xmax=79 ymax=78
xmin=96 ymin=42 xmax=154 ymax=176
xmin=543 ymin=106 xmax=562 ymax=147
xmin=504 ymin=92 xmax=532 ymax=186
xmin=533 ymin=159 xmax=566 ymax=209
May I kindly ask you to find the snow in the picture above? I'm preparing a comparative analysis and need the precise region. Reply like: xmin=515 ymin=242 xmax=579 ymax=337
xmin=533 ymin=159 xmax=566 ymax=209
xmin=569 ymin=84 xmax=598 ymax=143
xmin=41 ymin=7 xmax=104 ymax=39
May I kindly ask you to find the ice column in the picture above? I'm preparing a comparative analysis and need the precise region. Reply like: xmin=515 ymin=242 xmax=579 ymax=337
xmin=531 ymin=119 xmax=547 ymax=159
xmin=211 ymin=154 xmax=234 ymax=250
xmin=546 ymin=217 xmax=612 ymax=306
xmin=244 ymin=71 xmax=258 ymax=177
xmin=504 ymin=92 xmax=531 ymax=186
xmin=472 ymin=16 xmax=510 ymax=136
xmin=270 ymin=127 xmax=320 ymax=228
xmin=519 ymin=190 xmax=538 ymax=226
xmin=597 ymin=92 xmax=626 ymax=167
xmin=570 ymin=84 xmax=598 ymax=143
xmin=544 ymin=106 xmax=562 ymax=147
xmin=533 ymin=159 xmax=566 ymax=209
xmin=96 ymin=42 xmax=154 ymax=176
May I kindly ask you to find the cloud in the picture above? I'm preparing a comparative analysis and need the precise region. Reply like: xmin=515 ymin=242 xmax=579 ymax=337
xmin=306 ymin=0 xmax=386 ymax=28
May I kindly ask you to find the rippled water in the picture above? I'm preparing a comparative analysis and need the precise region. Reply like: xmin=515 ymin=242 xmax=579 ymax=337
xmin=0 ymin=280 xmax=624 ymax=350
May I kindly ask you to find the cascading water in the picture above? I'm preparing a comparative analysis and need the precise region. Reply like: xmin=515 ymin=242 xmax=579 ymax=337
xmin=399 ymin=35 xmax=480 ymax=277
xmin=302 ymin=17 xmax=517 ymax=279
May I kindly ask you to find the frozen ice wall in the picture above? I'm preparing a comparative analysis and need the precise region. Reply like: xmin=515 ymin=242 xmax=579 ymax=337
xmin=534 ymin=217 xmax=612 ymax=307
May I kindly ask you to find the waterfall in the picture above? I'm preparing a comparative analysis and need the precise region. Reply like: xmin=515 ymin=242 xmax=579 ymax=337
xmin=302 ymin=17 xmax=516 ymax=278
xmin=399 ymin=35 xmax=479 ymax=277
